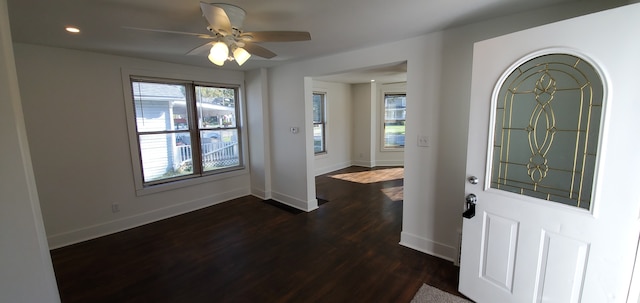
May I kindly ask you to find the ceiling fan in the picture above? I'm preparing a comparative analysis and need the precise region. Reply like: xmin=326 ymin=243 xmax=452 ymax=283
xmin=125 ymin=2 xmax=311 ymax=66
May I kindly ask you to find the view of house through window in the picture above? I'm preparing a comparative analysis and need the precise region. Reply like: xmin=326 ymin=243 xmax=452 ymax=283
xmin=383 ymin=93 xmax=406 ymax=148
xmin=131 ymin=78 xmax=242 ymax=185
xmin=313 ymin=92 xmax=326 ymax=154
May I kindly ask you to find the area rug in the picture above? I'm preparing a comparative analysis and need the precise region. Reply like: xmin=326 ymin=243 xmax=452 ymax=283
xmin=410 ymin=284 xmax=472 ymax=303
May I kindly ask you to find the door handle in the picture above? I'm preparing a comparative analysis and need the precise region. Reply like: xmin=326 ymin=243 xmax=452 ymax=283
xmin=463 ymin=194 xmax=477 ymax=219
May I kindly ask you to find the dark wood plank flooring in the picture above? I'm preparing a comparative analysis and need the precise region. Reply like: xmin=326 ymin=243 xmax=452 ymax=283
xmin=50 ymin=166 xmax=463 ymax=302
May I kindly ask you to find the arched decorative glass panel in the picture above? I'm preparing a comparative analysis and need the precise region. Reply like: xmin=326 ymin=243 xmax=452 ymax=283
xmin=490 ymin=53 xmax=604 ymax=210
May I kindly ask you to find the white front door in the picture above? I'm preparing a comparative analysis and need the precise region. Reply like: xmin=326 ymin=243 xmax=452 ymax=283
xmin=459 ymin=4 xmax=640 ymax=302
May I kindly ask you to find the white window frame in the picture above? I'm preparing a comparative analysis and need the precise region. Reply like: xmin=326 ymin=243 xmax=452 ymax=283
xmin=313 ymin=92 xmax=327 ymax=155
xmin=381 ymin=92 xmax=406 ymax=151
xmin=122 ymin=69 xmax=248 ymax=195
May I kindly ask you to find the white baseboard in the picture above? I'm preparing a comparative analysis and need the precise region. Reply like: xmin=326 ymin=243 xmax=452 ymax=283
xmin=250 ymin=188 xmax=271 ymax=200
xmin=351 ymin=160 xmax=404 ymax=168
xmin=48 ymin=187 xmax=250 ymax=249
xmin=314 ymin=161 xmax=352 ymax=176
xmin=399 ymin=231 xmax=456 ymax=262
xmin=270 ymin=191 xmax=318 ymax=212
xmin=375 ymin=160 xmax=404 ymax=167
xmin=350 ymin=160 xmax=374 ymax=167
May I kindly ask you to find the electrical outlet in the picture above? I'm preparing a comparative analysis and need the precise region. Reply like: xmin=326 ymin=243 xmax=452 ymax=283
xmin=417 ymin=135 xmax=430 ymax=147
xmin=111 ymin=203 xmax=120 ymax=213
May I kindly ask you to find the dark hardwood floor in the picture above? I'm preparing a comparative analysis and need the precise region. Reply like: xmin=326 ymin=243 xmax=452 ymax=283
xmin=50 ymin=166 xmax=463 ymax=303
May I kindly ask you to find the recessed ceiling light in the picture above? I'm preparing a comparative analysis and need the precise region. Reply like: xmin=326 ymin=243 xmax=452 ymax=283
xmin=65 ymin=26 xmax=80 ymax=33
xmin=370 ymin=79 xmax=375 ymax=82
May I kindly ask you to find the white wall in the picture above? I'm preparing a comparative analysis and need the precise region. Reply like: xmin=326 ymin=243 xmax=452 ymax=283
xmin=14 ymin=44 xmax=251 ymax=248
xmin=246 ymin=68 xmax=272 ymax=199
xmin=0 ymin=0 xmax=60 ymax=301
xmin=265 ymin=0 xmax=629 ymax=261
xmin=351 ymin=83 xmax=374 ymax=167
xmin=312 ymin=80 xmax=353 ymax=175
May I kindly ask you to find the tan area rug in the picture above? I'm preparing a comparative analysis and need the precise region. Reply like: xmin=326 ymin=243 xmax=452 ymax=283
xmin=410 ymin=284 xmax=472 ymax=303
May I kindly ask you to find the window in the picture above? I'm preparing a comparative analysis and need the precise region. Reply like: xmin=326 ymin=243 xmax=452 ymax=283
xmin=313 ymin=92 xmax=327 ymax=154
xmin=129 ymin=77 xmax=243 ymax=187
xmin=383 ymin=93 xmax=406 ymax=149
xmin=490 ymin=53 xmax=603 ymax=209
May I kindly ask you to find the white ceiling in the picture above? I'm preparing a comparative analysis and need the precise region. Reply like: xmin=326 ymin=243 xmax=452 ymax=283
xmin=314 ymin=61 xmax=408 ymax=84
xmin=8 ymin=0 xmax=581 ymax=81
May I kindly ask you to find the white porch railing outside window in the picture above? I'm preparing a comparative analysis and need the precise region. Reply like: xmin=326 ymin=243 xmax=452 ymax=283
xmin=175 ymin=141 xmax=239 ymax=170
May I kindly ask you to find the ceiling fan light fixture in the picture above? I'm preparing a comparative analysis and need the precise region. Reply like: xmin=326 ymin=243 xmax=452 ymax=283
xmin=233 ymin=47 xmax=251 ymax=66
xmin=208 ymin=53 xmax=226 ymax=66
xmin=208 ymin=41 xmax=229 ymax=66
xmin=121 ymin=3 xmax=312 ymax=67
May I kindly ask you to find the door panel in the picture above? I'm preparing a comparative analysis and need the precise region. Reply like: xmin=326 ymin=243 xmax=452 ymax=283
xmin=481 ymin=212 xmax=518 ymax=292
xmin=534 ymin=231 xmax=588 ymax=303
xmin=459 ymin=3 xmax=640 ymax=302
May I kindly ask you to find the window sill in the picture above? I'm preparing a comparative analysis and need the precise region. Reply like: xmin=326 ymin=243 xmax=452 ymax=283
xmin=381 ymin=147 xmax=405 ymax=152
xmin=135 ymin=166 xmax=247 ymax=196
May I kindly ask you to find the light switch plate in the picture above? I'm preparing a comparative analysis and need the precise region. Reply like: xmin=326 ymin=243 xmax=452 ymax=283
xmin=418 ymin=135 xmax=429 ymax=147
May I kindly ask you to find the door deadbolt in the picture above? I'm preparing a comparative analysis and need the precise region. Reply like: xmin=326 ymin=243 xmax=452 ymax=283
xmin=466 ymin=193 xmax=477 ymax=204
xmin=463 ymin=193 xmax=477 ymax=219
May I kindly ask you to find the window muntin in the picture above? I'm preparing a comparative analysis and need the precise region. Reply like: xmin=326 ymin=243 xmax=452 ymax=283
xmin=131 ymin=78 xmax=242 ymax=186
xmin=383 ymin=93 xmax=406 ymax=149
xmin=313 ymin=92 xmax=326 ymax=154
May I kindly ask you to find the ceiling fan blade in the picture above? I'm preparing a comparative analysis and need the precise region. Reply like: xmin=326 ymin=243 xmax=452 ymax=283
xmin=200 ymin=2 xmax=232 ymax=34
xmin=122 ymin=26 xmax=214 ymax=39
xmin=242 ymin=31 xmax=311 ymax=42
xmin=242 ymin=43 xmax=277 ymax=59
xmin=213 ymin=4 xmax=247 ymax=30
xmin=186 ymin=42 xmax=214 ymax=56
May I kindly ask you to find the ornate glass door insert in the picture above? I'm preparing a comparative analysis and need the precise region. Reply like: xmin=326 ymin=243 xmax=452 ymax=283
xmin=491 ymin=53 xmax=604 ymax=210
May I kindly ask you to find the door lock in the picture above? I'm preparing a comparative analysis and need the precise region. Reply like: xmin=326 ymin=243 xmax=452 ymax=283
xmin=463 ymin=193 xmax=477 ymax=219
xmin=466 ymin=193 xmax=477 ymax=204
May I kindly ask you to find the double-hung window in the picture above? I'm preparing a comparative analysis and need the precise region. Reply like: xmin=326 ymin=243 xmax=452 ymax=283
xmin=312 ymin=92 xmax=327 ymax=154
xmin=129 ymin=77 xmax=243 ymax=187
xmin=383 ymin=93 xmax=406 ymax=149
